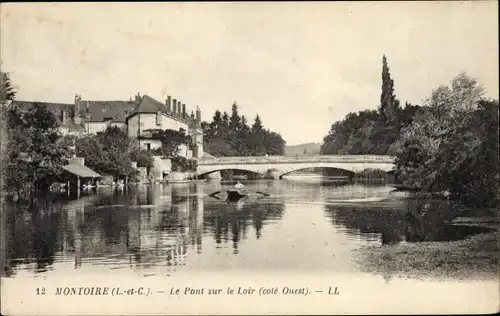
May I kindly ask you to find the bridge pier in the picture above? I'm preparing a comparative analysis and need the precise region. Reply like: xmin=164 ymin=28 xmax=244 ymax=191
xmin=264 ymin=168 xmax=280 ymax=180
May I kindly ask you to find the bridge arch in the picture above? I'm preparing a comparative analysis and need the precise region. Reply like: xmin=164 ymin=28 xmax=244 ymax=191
xmin=198 ymin=168 xmax=264 ymax=179
xmin=280 ymin=166 xmax=356 ymax=178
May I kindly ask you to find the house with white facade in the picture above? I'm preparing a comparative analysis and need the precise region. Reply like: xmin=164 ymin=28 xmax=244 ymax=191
xmin=13 ymin=93 xmax=205 ymax=159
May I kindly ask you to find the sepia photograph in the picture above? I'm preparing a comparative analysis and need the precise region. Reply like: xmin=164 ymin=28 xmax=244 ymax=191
xmin=0 ymin=2 xmax=499 ymax=315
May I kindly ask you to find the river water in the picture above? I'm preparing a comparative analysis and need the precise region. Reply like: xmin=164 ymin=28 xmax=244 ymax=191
xmin=1 ymin=180 xmax=498 ymax=314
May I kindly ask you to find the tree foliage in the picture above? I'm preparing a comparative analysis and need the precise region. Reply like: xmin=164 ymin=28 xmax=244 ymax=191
xmin=0 ymin=72 xmax=16 ymax=104
xmin=321 ymin=55 xmax=498 ymax=206
xmin=380 ymin=55 xmax=400 ymax=122
xmin=1 ymin=71 xmax=16 ymax=195
xmin=5 ymin=103 xmax=73 ymax=194
xmin=145 ymin=128 xmax=190 ymax=157
xmin=394 ymin=73 xmax=498 ymax=206
xmin=75 ymin=126 xmax=153 ymax=179
xmin=202 ymin=102 xmax=286 ymax=156
xmin=321 ymin=56 xmax=414 ymax=156
xmin=142 ymin=128 xmax=197 ymax=172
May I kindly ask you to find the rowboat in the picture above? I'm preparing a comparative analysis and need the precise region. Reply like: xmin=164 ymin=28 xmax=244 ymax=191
xmin=208 ymin=188 xmax=269 ymax=201
xmin=226 ymin=189 xmax=249 ymax=201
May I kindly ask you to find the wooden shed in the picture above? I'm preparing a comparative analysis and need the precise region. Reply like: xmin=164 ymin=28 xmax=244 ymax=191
xmin=62 ymin=159 xmax=102 ymax=191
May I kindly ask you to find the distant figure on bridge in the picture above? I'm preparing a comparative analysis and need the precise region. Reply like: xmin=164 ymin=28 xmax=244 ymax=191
xmin=234 ymin=181 xmax=245 ymax=190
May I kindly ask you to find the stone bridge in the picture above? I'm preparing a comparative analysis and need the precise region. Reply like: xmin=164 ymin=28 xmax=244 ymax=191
xmin=197 ymin=155 xmax=396 ymax=179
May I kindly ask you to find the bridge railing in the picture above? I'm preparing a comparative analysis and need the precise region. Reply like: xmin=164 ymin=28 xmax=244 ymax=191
xmin=198 ymin=155 xmax=395 ymax=164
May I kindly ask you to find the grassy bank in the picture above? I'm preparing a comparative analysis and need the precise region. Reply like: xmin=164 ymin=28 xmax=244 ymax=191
xmin=354 ymin=231 xmax=499 ymax=281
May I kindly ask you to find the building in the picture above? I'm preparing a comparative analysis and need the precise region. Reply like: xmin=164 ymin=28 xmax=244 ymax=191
xmin=13 ymin=93 xmax=204 ymax=159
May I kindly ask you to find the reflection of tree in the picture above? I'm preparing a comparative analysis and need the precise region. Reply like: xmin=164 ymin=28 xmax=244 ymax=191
xmin=1 ymin=199 xmax=68 ymax=276
xmin=325 ymin=199 xmax=461 ymax=245
xmin=2 ymin=183 xmax=287 ymax=276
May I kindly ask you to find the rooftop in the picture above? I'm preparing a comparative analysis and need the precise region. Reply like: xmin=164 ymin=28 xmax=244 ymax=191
xmin=14 ymin=94 xmax=201 ymax=126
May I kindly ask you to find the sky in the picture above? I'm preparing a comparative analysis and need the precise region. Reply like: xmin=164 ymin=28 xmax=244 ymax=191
xmin=1 ymin=2 xmax=498 ymax=146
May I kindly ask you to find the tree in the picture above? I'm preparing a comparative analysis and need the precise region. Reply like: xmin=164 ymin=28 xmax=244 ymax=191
xmin=0 ymin=71 xmax=16 ymax=104
xmin=129 ymin=141 xmax=154 ymax=171
xmin=394 ymin=73 xmax=498 ymax=206
xmin=229 ymin=101 xmax=241 ymax=131
xmin=209 ymin=110 xmax=223 ymax=137
xmin=1 ymin=71 xmax=16 ymax=194
xmin=145 ymin=128 xmax=189 ymax=157
xmin=380 ymin=55 xmax=400 ymax=122
xmin=321 ymin=110 xmax=380 ymax=154
xmin=203 ymin=106 xmax=285 ymax=157
xmin=75 ymin=126 xmax=138 ymax=180
xmin=222 ymin=111 xmax=230 ymax=128
xmin=5 ymin=103 xmax=72 ymax=195
xmin=251 ymin=115 xmax=264 ymax=133
xmin=240 ymin=115 xmax=249 ymax=131
xmin=75 ymin=135 xmax=110 ymax=174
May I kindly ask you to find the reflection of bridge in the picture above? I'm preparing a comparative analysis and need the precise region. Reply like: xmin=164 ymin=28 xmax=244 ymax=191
xmin=197 ymin=155 xmax=395 ymax=179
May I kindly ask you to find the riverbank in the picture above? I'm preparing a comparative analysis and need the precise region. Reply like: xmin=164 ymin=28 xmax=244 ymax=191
xmin=354 ymin=230 xmax=499 ymax=281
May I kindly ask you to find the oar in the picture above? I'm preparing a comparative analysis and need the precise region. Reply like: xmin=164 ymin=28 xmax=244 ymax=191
xmin=209 ymin=191 xmax=221 ymax=197
xmin=255 ymin=191 xmax=270 ymax=196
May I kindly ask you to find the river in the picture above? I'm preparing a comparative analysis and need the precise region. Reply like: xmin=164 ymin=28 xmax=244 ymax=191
xmin=1 ymin=180 xmax=498 ymax=314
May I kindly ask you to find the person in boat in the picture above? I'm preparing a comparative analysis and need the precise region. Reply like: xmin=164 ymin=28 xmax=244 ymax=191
xmin=234 ymin=181 xmax=245 ymax=190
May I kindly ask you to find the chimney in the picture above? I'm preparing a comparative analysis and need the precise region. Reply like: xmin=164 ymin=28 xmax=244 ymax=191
xmin=74 ymin=94 xmax=82 ymax=124
xmin=196 ymin=106 xmax=201 ymax=122
xmin=166 ymin=96 xmax=172 ymax=112
xmin=190 ymin=110 xmax=195 ymax=119
xmin=182 ymin=103 xmax=186 ymax=118
xmin=74 ymin=94 xmax=81 ymax=112
xmin=177 ymin=100 xmax=182 ymax=117
xmin=61 ymin=110 xmax=67 ymax=125
xmin=135 ymin=92 xmax=141 ymax=103
xmin=173 ymin=98 xmax=177 ymax=114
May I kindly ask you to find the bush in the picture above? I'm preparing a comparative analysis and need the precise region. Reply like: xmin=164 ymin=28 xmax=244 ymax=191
xmin=171 ymin=156 xmax=198 ymax=172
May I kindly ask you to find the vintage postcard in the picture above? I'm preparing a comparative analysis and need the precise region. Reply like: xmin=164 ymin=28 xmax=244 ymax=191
xmin=1 ymin=2 xmax=499 ymax=315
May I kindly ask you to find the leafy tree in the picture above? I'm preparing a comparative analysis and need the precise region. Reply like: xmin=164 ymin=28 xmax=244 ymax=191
xmin=145 ymin=128 xmax=189 ymax=157
xmin=171 ymin=156 xmax=198 ymax=172
xmin=76 ymin=126 xmax=138 ymax=180
xmin=205 ymin=138 xmax=234 ymax=157
xmin=1 ymin=71 xmax=16 ymax=194
xmin=96 ymin=127 xmax=136 ymax=178
xmin=129 ymin=142 xmax=154 ymax=171
xmin=5 ymin=103 xmax=73 ymax=195
xmin=394 ymin=73 xmax=498 ymax=206
xmin=75 ymin=135 xmax=110 ymax=173
xmin=0 ymin=71 xmax=16 ymax=104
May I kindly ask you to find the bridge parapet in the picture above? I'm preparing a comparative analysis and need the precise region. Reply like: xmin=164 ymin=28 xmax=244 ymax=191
xmin=198 ymin=155 xmax=395 ymax=165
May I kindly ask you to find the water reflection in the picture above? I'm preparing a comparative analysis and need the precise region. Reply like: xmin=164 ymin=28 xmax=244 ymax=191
xmin=325 ymin=198 xmax=495 ymax=245
xmin=1 ymin=181 xmax=495 ymax=279
xmin=1 ymin=183 xmax=287 ymax=277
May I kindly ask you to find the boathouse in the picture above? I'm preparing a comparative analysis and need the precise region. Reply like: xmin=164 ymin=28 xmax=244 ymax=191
xmin=62 ymin=157 xmax=102 ymax=191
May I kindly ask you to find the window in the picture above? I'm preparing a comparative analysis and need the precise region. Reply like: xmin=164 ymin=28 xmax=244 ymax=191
xmin=156 ymin=111 xmax=161 ymax=125
xmin=145 ymin=143 xmax=151 ymax=150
